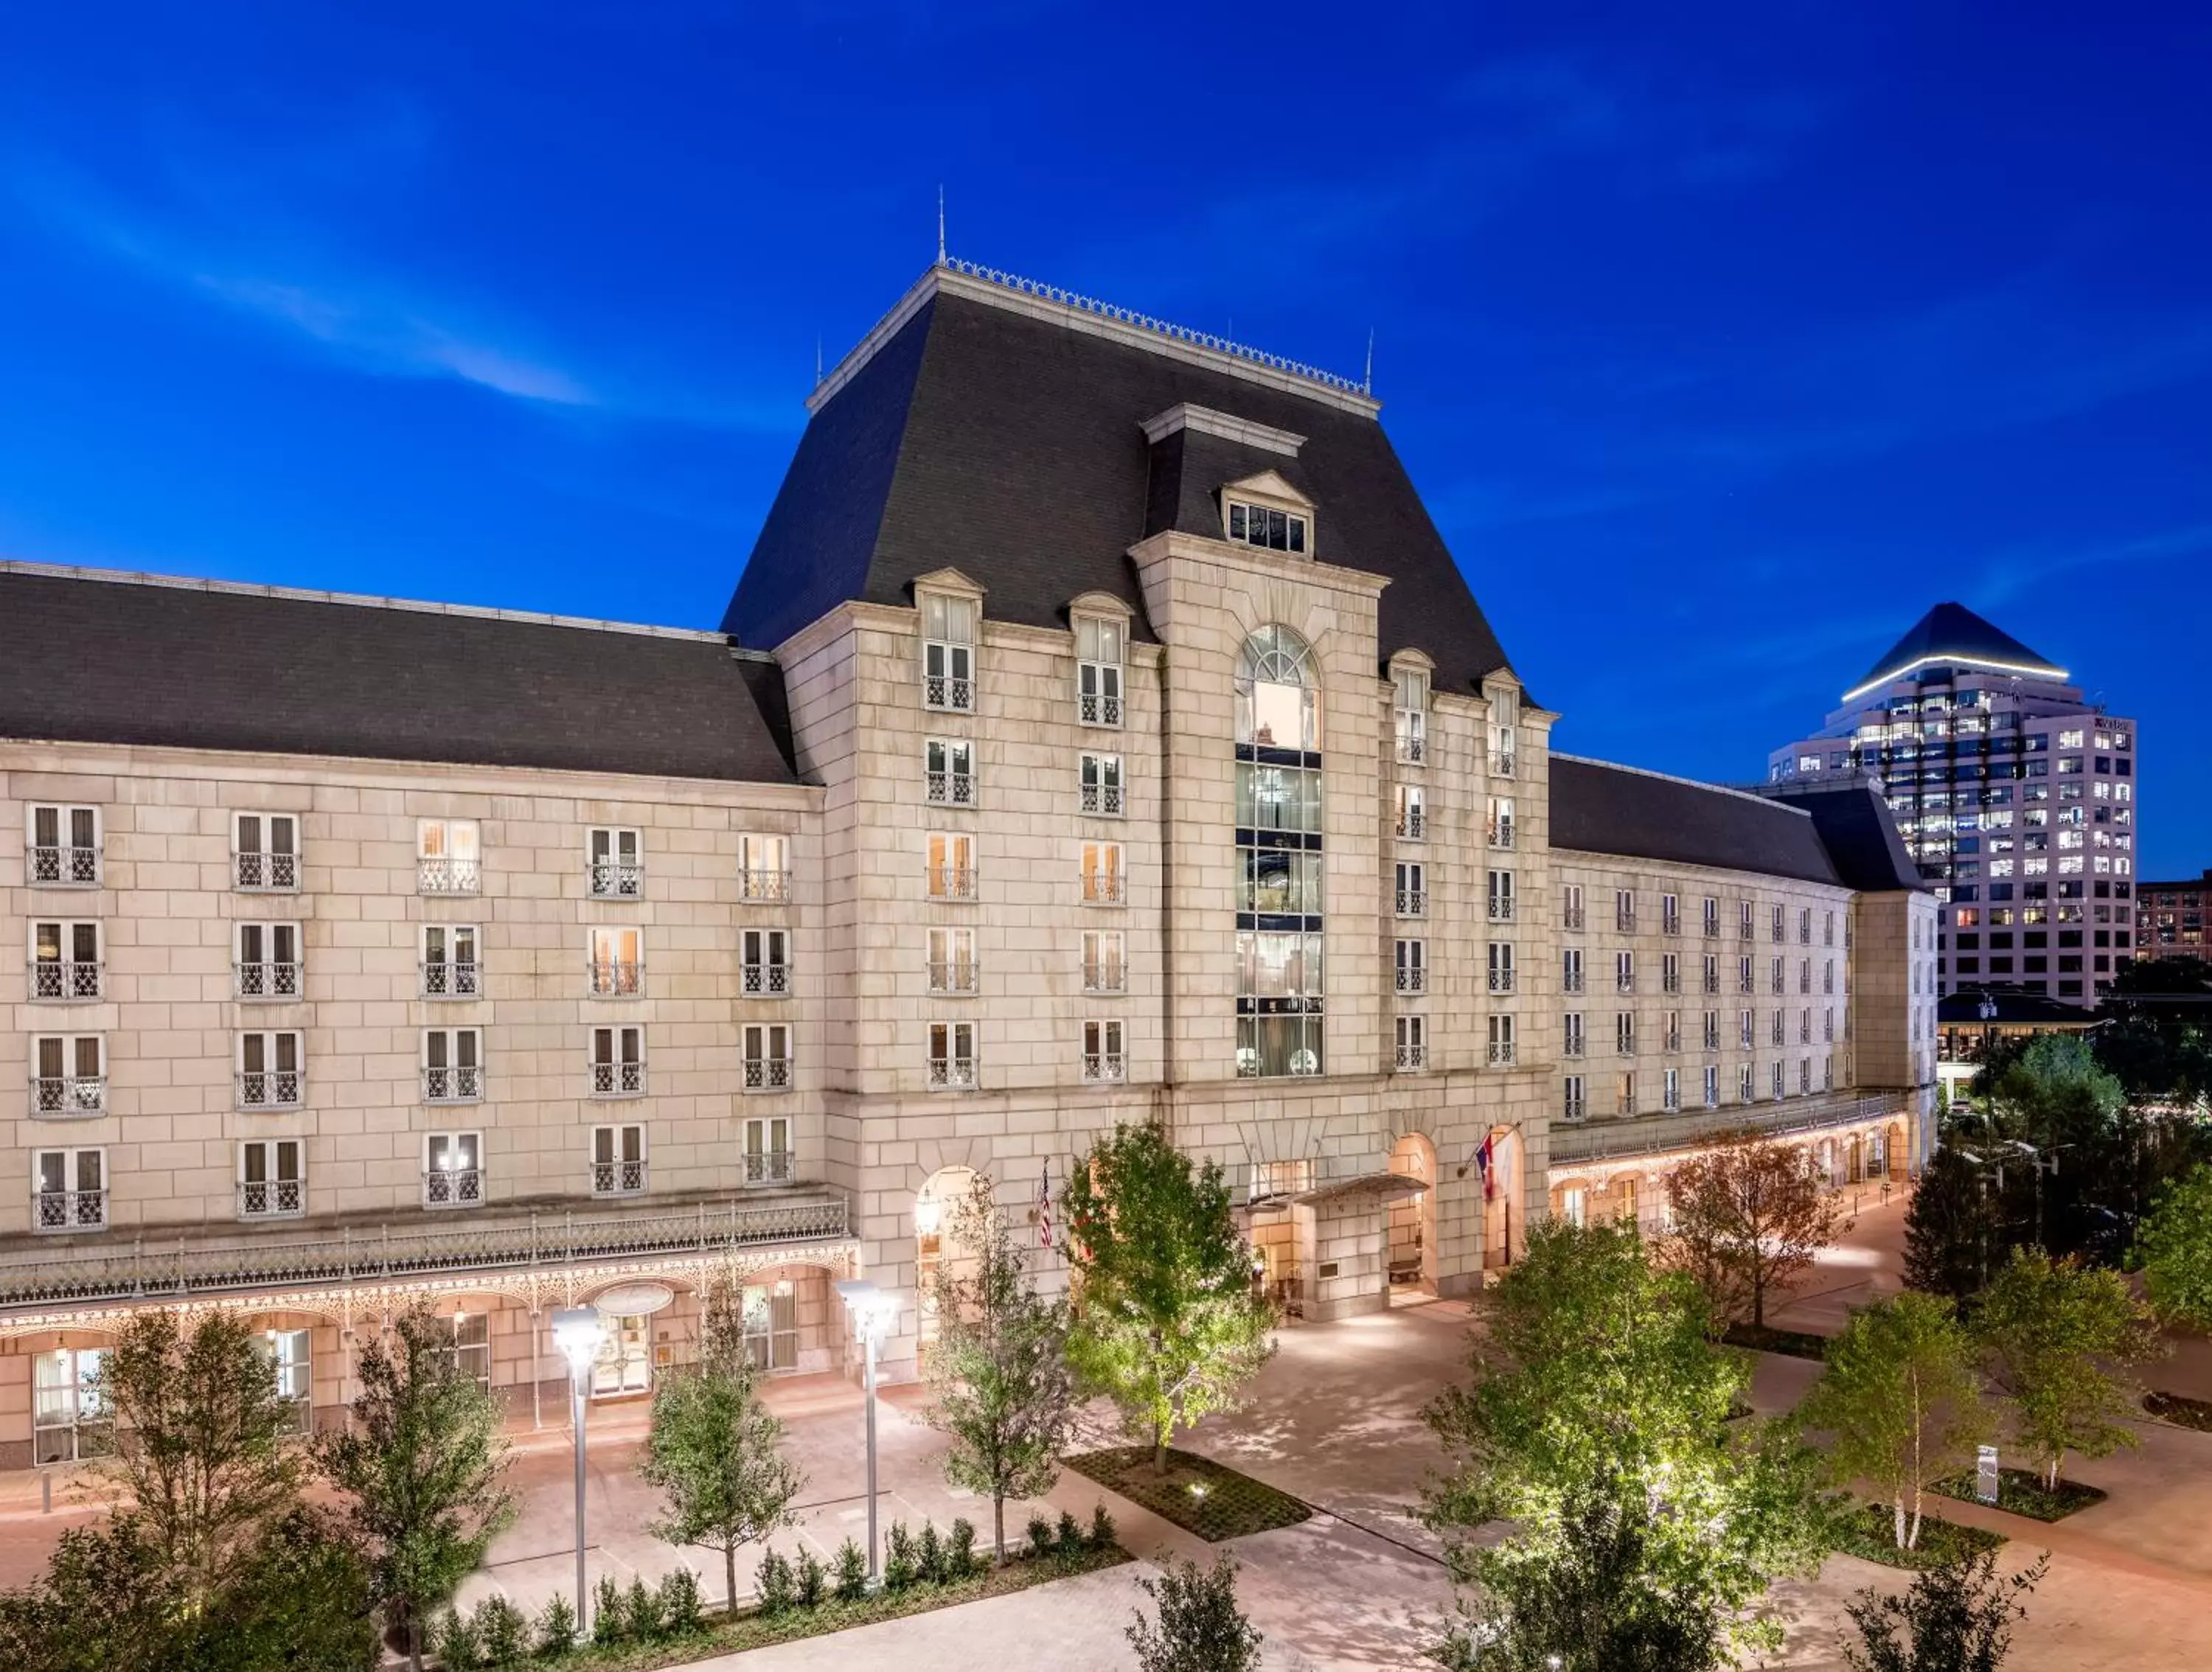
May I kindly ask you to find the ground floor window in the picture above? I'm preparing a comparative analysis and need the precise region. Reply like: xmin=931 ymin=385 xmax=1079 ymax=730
xmin=448 ymin=1311 xmax=491 ymax=1393
xmin=1560 ymin=1186 xmax=1587 ymax=1228
xmin=33 ymin=1346 xmax=110 ymax=1464
xmin=742 ymin=1282 xmax=798 ymax=1373
xmin=593 ymin=1313 xmax=651 ymax=1397
xmin=259 ymin=1328 xmax=312 ymax=1432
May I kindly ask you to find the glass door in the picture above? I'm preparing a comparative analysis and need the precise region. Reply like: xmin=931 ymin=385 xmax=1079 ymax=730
xmin=592 ymin=1313 xmax=651 ymax=1396
xmin=740 ymin=1282 xmax=798 ymax=1372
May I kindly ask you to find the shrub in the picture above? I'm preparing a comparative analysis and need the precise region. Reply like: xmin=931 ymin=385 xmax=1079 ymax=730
xmin=947 ymin=1518 xmax=978 ymax=1577
xmin=884 ymin=1521 xmax=919 ymax=1592
xmin=658 ymin=1567 xmax=703 ymax=1634
xmin=1089 ymin=1503 xmax=1118 ymax=1550
xmin=434 ymin=1606 xmax=479 ymax=1671
xmin=756 ymin=1548 xmax=796 ymax=1614
xmin=627 ymin=1576 xmax=663 ymax=1640
xmin=1027 ymin=1513 xmax=1056 ymax=1558
xmin=918 ymin=1520 xmax=947 ymax=1584
xmin=1056 ymin=1509 xmax=1085 ymax=1551
xmin=591 ymin=1575 xmax=626 ymax=1645
xmin=832 ymin=1538 xmax=869 ymax=1602
xmin=473 ymin=1595 xmax=529 ymax=1665
xmin=532 ymin=1593 xmax=577 ymax=1659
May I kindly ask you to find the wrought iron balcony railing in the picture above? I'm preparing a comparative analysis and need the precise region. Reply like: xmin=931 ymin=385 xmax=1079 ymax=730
xmin=32 ymin=1076 xmax=105 ymax=1118
xmin=1489 ymin=899 xmax=1515 ymax=923
xmin=1487 ymin=820 xmax=1514 ymax=849
xmin=1563 ymin=908 xmax=1585 ymax=930
xmin=739 ymin=868 xmax=791 ymax=902
xmin=590 ymin=1160 xmax=648 ymax=1199
xmin=742 ymin=961 xmax=792 ymax=997
xmin=1398 ymin=733 xmax=1425 ymax=766
xmin=1083 ymin=964 xmax=1127 ymax=995
xmin=421 ymin=959 xmax=481 ymax=1000
xmin=234 ymin=851 xmax=299 ymax=891
xmin=1082 ymin=1051 xmax=1126 ymax=1084
xmin=927 ymin=770 xmax=978 ymax=808
xmin=1395 ymin=1042 xmax=1427 ymax=1070
xmin=29 ymin=843 xmax=102 ymax=887
xmin=418 ymin=855 xmax=481 ymax=895
xmin=1396 ymin=888 xmax=1427 ymax=918
xmin=235 ymin=961 xmax=302 ymax=1001
xmin=923 ymin=672 xmax=974 ymax=712
xmin=1396 ymin=806 xmax=1425 ymax=840
xmin=238 ymin=1179 xmax=305 ymax=1220
xmin=1562 ymin=969 xmax=1585 ymax=993
xmin=30 ymin=961 xmax=101 ymax=1002
xmin=1396 ymin=965 xmax=1427 ymax=995
xmin=587 ymin=959 xmax=644 ymax=998
xmin=1082 ymin=871 xmax=1126 ymax=905
xmin=1079 ymin=782 xmax=1124 ymax=817
xmin=237 ymin=1070 xmax=304 ymax=1111
xmin=589 ymin=859 xmax=644 ymax=899
xmin=1489 ymin=969 xmax=1514 ymax=992
xmin=422 ymin=1065 xmax=483 ymax=1104
xmin=35 ymin=1189 xmax=105 ymax=1233
xmin=928 ymin=960 xmax=980 ymax=995
xmin=926 ymin=865 xmax=977 ymax=901
xmin=1488 ymin=1041 xmax=1517 ymax=1065
xmin=1561 ymin=1097 xmax=1586 ymax=1121
xmin=928 ymin=1056 xmax=978 ymax=1090
xmin=1078 ymin=690 xmax=1122 ymax=727
xmin=743 ymin=1056 xmax=793 ymax=1092
xmin=423 ymin=1168 xmax=483 ymax=1210
xmin=590 ymin=1062 xmax=644 ymax=1098
xmin=1562 ymin=1036 xmax=1585 ymax=1059
xmin=744 ymin=1150 xmax=795 ymax=1187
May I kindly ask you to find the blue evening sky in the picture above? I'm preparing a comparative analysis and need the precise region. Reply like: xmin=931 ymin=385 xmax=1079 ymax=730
xmin=2 ymin=4 xmax=2205 ymax=875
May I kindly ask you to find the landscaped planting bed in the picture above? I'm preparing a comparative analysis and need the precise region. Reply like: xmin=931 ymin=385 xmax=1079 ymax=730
xmin=2145 ymin=1391 xmax=2212 ymax=1432
xmin=1829 ymin=1501 xmax=2006 ymax=1570
xmin=1720 ymin=1322 xmax=1829 ymax=1361
xmin=1930 ymin=1466 xmax=2107 ymax=1521
xmin=1064 ymin=1446 xmax=1312 ymax=1542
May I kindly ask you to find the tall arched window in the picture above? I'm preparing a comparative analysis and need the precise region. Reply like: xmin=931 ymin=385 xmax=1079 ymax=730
xmin=1235 ymin=626 xmax=1324 ymax=1078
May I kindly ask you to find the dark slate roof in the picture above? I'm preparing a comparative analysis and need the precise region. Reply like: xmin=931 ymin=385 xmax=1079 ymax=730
xmin=1851 ymin=602 xmax=2062 ymax=693
xmin=1754 ymin=780 xmax=1925 ymax=892
xmin=1938 ymin=986 xmax=2102 ymax=1027
xmin=1548 ymin=756 xmax=1843 ymax=886
xmin=724 ymin=274 xmax=1518 ymax=697
xmin=0 ymin=568 xmax=801 ymax=784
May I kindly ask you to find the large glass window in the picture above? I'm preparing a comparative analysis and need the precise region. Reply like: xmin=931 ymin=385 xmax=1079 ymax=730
xmin=1234 ymin=627 xmax=1324 ymax=1079
xmin=1234 ymin=626 xmax=1321 ymax=752
xmin=34 ymin=1346 xmax=110 ymax=1463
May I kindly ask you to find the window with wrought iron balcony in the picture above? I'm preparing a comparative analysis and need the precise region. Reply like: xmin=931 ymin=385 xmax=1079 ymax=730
xmin=1562 ymin=1082 xmax=1585 ymax=1121
xmin=1705 ymin=1017 xmax=1721 ymax=1051
xmin=1562 ymin=1016 xmax=1585 ymax=1058
xmin=420 ymin=925 xmax=479 ymax=998
xmin=1488 ymin=876 xmax=1516 ymax=923
xmin=234 ymin=812 xmax=299 ymax=893
xmin=1077 ymin=615 xmax=1124 ymax=727
xmin=737 ymin=832 xmax=793 ymax=903
xmin=237 ymin=1038 xmax=303 ymax=1110
xmin=928 ymin=739 xmax=977 ymax=808
xmin=1662 ymin=958 xmax=1681 ymax=994
xmin=1664 ymin=1020 xmax=1682 ymax=1053
xmin=30 ymin=1036 xmax=103 ymax=1118
xmin=587 ymin=929 xmax=643 ymax=998
xmin=1394 ymin=1016 xmax=1427 ymax=1070
xmin=1616 ymin=1017 xmax=1636 ymax=1056
xmin=1084 ymin=930 xmax=1127 ymax=996
xmin=1487 ymin=1016 xmax=1516 ymax=1065
xmin=1079 ymin=753 xmax=1124 ymax=817
xmin=1396 ymin=787 xmax=1425 ymax=841
xmin=417 ymin=818 xmax=481 ymax=896
xmin=928 ymin=927 xmax=979 ymax=995
xmin=926 ymin=835 xmax=978 ymax=901
xmin=27 ymin=805 xmax=101 ymax=888
xmin=922 ymin=591 xmax=976 ymax=713
xmin=1081 ymin=843 xmax=1126 ymax=905
xmin=36 ymin=1149 xmax=105 ymax=1233
xmin=422 ymin=1132 xmax=481 ymax=1209
xmin=591 ymin=1025 xmax=644 ymax=1098
xmin=743 ymin=1115 xmax=793 ymax=1185
xmin=1663 ymin=906 xmax=1681 ymax=936
xmin=32 ymin=921 xmax=102 ymax=1002
xmin=1486 ymin=796 xmax=1514 ymax=849
xmin=588 ymin=826 xmax=644 ymax=899
xmin=1615 ymin=957 xmax=1635 ymax=994
xmin=928 ymin=1021 xmax=978 ymax=1090
xmin=1562 ymin=952 xmax=1585 ymax=994
xmin=743 ymin=1024 xmax=793 ymax=1091
xmin=1489 ymin=963 xmax=1515 ymax=994
xmin=591 ymin=1125 xmax=648 ymax=1198
xmin=1396 ymin=861 xmax=1427 ymax=919
xmin=1083 ymin=1020 xmax=1126 ymax=1084
xmin=238 ymin=1173 xmax=305 ymax=1220
xmin=234 ymin=923 xmax=302 ymax=1000
xmin=1397 ymin=941 xmax=1427 ymax=994
xmin=742 ymin=927 xmax=792 ymax=997
xmin=422 ymin=1030 xmax=483 ymax=1105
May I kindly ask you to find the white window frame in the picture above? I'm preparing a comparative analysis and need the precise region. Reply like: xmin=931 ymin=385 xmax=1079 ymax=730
xmin=926 ymin=832 xmax=978 ymax=901
xmin=1082 ymin=841 xmax=1126 ymax=905
xmin=233 ymin=812 xmax=300 ymax=893
xmin=928 ymin=927 xmax=979 ymax=995
xmin=1083 ymin=929 xmax=1127 ymax=995
xmin=1562 ymin=947 xmax=1585 ymax=994
xmin=590 ymin=1025 xmax=645 ymax=1098
xmin=1079 ymin=751 xmax=1124 ymax=818
xmin=1703 ymin=1065 xmax=1719 ymax=1109
xmin=1396 ymin=783 xmax=1426 ymax=841
xmin=1394 ymin=1013 xmax=1427 ymax=1070
xmin=237 ymin=1138 xmax=305 ymax=1220
xmin=1083 ymin=1018 xmax=1126 ymax=1083
xmin=1487 ymin=795 xmax=1514 ymax=849
xmin=29 ymin=919 xmax=102 ymax=1003
xmin=928 ymin=1020 xmax=978 ymax=1090
xmin=1395 ymin=861 xmax=1427 ymax=919
xmin=234 ymin=921 xmax=303 ymax=1002
xmin=236 ymin=1029 xmax=305 ymax=1110
xmin=743 ymin=1115 xmax=793 ymax=1185
xmin=588 ymin=826 xmax=644 ymax=899
xmin=1488 ymin=869 xmax=1515 ymax=923
xmin=590 ymin=1122 xmax=648 ymax=1197
xmin=737 ymin=832 xmax=792 ymax=902
xmin=1488 ymin=941 xmax=1514 ymax=993
xmin=1616 ymin=1011 xmax=1635 ymax=1056
xmin=1562 ymin=882 xmax=1585 ymax=930
xmin=34 ymin=1146 xmax=106 ymax=1233
xmin=927 ymin=737 xmax=978 ymax=809
xmin=29 ymin=1034 xmax=105 ymax=1118
xmin=1562 ymin=1012 xmax=1585 ymax=1058
xmin=1225 ymin=498 xmax=1310 ymax=554
xmin=421 ymin=1028 xmax=483 ymax=1104
xmin=25 ymin=804 xmax=101 ymax=888
xmin=1562 ymin=1073 xmax=1586 ymax=1121
xmin=587 ymin=925 xmax=644 ymax=998
xmin=1395 ymin=937 xmax=1427 ymax=995
xmin=420 ymin=923 xmax=481 ymax=1000
xmin=1394 ymin=667 xmax=1429 ymax=765
xmin=1076 ymin=615 xmax=1125 ymax=727
xmin=742 ymin=927 xmax=792 ymax=997
xmin=417 ymin=818 xmax=481 ymax=896
xmin=742 ymin=1023 xmax=793 ymax=1092
xmin=1487 ymin=1012 xmax=1515 ymax=1066
xmin=423 ymin=1131 xmax=482 ymax=1209
xmin=921 ymin=591 xmax=977 ymax=712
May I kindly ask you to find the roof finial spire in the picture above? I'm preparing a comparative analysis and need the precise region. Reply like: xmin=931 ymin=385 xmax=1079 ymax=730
xmin=1364 ymin=328 xmax=1375 ymax=394
xmin=936 ymin=185 xmax=947 ymax=266
xmin=814 ymin=335 xmax=823 ymax=389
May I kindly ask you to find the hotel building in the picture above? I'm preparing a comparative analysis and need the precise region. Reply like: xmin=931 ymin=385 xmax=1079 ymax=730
xmin=1770 ymin=602 xmax=2138 ymax=1009
xmin=0 ymin=259 xmax=1935 ymax=1471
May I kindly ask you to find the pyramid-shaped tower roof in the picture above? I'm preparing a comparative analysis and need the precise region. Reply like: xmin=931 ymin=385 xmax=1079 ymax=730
xmin=1845 ymin=602 xmax=2064 ymax=700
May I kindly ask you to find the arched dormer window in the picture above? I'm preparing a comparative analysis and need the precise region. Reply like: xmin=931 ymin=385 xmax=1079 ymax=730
xmin=1235 ymin=626 xmax=1321 ymax=753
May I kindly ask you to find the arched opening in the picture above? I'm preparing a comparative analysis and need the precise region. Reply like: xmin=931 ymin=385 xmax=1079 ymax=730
xmin=1234 ymin=624 xmax=1326 ymax=1081
xmin=1548 ymin=1176 xmax=1593 ymax=1228
xmin=1481 ymin=1129 xmax=1523 ymax=1269
xmin=26 ymin=1329 xmax=118 ymax=1465
xmin=1387 ymin=1132 xmax=1438 ymax=1299
xmin=915 ymin=1165 xmax=979 ymax=1348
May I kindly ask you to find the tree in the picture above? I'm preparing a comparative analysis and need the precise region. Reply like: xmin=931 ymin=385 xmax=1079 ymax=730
xmin=317 ymin=1304 xmax=515 ymax=1671
xmin=86 ymin=1310 xmax=307 ymax=1609
xmin=1797 ymin=1292 xmax=1991 ymax=1551
xmin=1423 ymin=1219 xmax=1829 ymax=1665
xmin=1659 ymin=1131 xmax=1846 ymax=1328
xmin=1060 ymin=1123 xmax=1275 ymax=1472
xmin=1906 ymin=1139 xmax=2001 ymax=1300
xmin=1973 ymin=1249 xmax=2160 ymax=1489
xmin=1125 ymin=1555 xmax=1262 ymax=1672
xmin=637 ymin=1282 xmax=805 ymax=1609
xmin=1842 ymin=1548 xmax=2048 ymax=1672
xmin=1433 ymin=1469 xmax=1727 ymax=1672
xmin=920 ymin=1172 xmax=1077 ymax=1562
xmin=2136 ymin=1163 xmax=2212 ymax=1332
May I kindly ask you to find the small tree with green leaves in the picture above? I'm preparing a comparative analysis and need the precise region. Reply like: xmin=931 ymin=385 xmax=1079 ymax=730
xmin=1798 ymin=1292 xmax=1991 ymax=1551
xmin=2137 ymin=1163 xmax=2212 ymax=1333
xmin=1974 ymin=1248 xmax=2161 ymax=1488
xmin=1905 ymin=1140 xmax=1997 ymax=1301
xmin=922 ymin=1171 xmax=1077 ymax=1561
xmin=1126 ymin=1555 xmax=1262 ymax=1672
xmin=1843 ymin=1548 xmax=2048 ymax=1672
xmin=637 ymin=1282 xmax=804 ymax=1612
xmin=86 ymin=1309 xmax=307 ymax=1609
xmin=317 ymin=1304 xmax=515 ymax=1672
xmin=1061 ymin=1122 xmax=1276 ymax=1472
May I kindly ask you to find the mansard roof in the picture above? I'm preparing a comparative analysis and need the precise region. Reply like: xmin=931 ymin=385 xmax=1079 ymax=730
xmin=1847 ymin=602 xmax=2064 ymax=699
xmin=723 ymin=265 xmax=1518 ymax=698
xmin=0 ymin=565 xmax=801 ymax=784
xmin=1549 ymin=756 xmax=1924 ymax=893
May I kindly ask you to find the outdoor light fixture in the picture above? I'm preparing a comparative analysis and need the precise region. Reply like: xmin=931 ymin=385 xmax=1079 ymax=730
xmin=835 ymin=1279 xmax=900 ymax=1584
xmin=549 ymin=1306 xmax=608 ymax=1628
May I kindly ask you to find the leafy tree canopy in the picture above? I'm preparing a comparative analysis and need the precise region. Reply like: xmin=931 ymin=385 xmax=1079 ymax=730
xmin=1974 ymin=1247 xmax=2160 ymax=1487
xmin=2137 ymin=1163 xmax=2212 ymax=1333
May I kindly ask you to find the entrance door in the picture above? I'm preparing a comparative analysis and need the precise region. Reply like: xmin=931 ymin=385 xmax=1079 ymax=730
xmin=33 ymin=1347 xmax=110 ymax=1464
xmin=592 ymin=1314 xmax=651 ymax=1396
xmin=741 ymin=1281 xmax=798 ymax=1372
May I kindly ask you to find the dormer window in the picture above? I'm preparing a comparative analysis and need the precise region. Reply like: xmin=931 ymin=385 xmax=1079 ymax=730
xmin=922 ymin=592 xmax=976 ymax=712
xmin=1227 ymin=501 xmax=1307 ymax=554
xmin=1076 ymin=615 xmax=1124 ymax=728
xmin=1394 ymin=668 xmax=1429 ymax=765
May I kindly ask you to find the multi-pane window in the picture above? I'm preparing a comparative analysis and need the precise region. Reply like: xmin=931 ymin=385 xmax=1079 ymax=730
xmin=1739 ymin=954 xmax=1755 ymax=995
xmin=238 ymin=1138 xmax=304 ymax=1219
xmin=422 ymin=1029 xmax=482 ymax=1103
xmin=1615 ymin=889 xmax=1635 ymax=932
xmin=1396 ymin=862 xmax=1427 ymax=919
xmin=1740 ymin=1009 xmax=1755 ymax=1048
xmin=744 ymin=1115 xmax=793 ymax=1185
xmin=922 ymin=592 xmax=977 ymax=711
xmin=1394 ymin=667 xmax=1428 ymax=764
xmin=1488 ymin=941 xmax=1515 ymax=993
xmin=1615 ymin=1011 xmax=1635 ymax=1056
xmin=928 ymin=927 xmax=978 ymax=995
xmin=1236 ymin=627 xmax=1325 ymax=1079
xmin=1227 ymin=499 xmax=1308 ymax=553
xmin=1394 ymin=1014 xmax=1427 ymax=1070
xmin=1771 ymin=955 xmax=1786 ymax=995
xmin=1823 ymin=1007 xmax=1835 ymax=1042
xmin=1800 ymin=1058 xmax=1813 ymax=1095
xmin=35 ymin=1147 xmax=105 ymax=1233
xmin=1739 ymin=1063 xmax=1756 ymax=1104
xmin=1562 ymin=1074 xmax=1587 ymax=1121
xmin=237 ymin=1031 xmax=303 ymax=1110
xmin=1396 ymin=938 xmax=1427 ymax=995
xmin=1739 ymin=899 xmax=1755 ymax=940
xmin=1702 ymin=896 xmax=1719 ymax=937
xmin=1823 ymin=960 xmax=1835 ymax=995
xmin=591 ymin=1026 xmax=644 ymax=1097
xmin=447 ymin=1312 xmax=491 ymax=1392
xmin=1489 ymin=687 xmax=1518 ymax=776
xmin=1772 ymin=1062 xmax=1786 ymax=1101
xmin=1562 ymin=1012 xmax=1586 ymax=1057
xmin=26 ymin=805 xmax=100 ymax=887
xmin=1487 ymin=795 xmax=1515 ymax=849
xmin=235 ymin=922 xmax=302 ymax=1000
xmin=742 ymin=927 xmax=791 ymax=997
xmin=926 ymin=832 xmax=977 ymax=900
xmin=743 ymin=1023 xmax=793 ymax=1091
xmin=1616 ymin=1072 xmax=1638 ymax=1118
xmin=234 ymin=812 xmax=299 ymax=892
xmin=1082 ymin=841 xmax=1126 ymax=905
xmin=1615 ymin=950 xmax=1635 ymax=993
xmin=420 ymin=924 xmax=479 ymax=998
xmin=1824 ymin=910 xmax=1837 ymax=947
xmin=1663 ymin=1011 xmax=1681 ymax=1053
xmin=417 ymin=818 xmax=481 ymax=895
xmin=1236 ymin=931 xmax=1324 ymax=1076
xmin=1562 ymin=944 xmax=1587 ymax=995
xmin=424 ymin=1132 xmax=481 ymax=1208
xmin=1084 ymin=1019 xmax=1127 ymax=1082
xmin=31 ymin=921 xmax=102 ymax=1001
xmin=587 ymin=927 xmax=643 ymax=997
xmin=1396 ymin=784 xmax=1425 ymax=840
xmin=32 ymin=1347 xmax=109 ymax=1463
xmin=928 ymin=1020 xmax=978 ymax=1089
xmin=1663 ymin=1067 xmax=1681 ymax=1112
xmin=927 ymin=738 xmax=978 ymax=808
xmin=1562 ymin=883 xmax=1585 ymax=930
xmin=1799 ymin=908 xmax=1814 ymax=945
xmin=1079 ymin=752 xmax=1124 ymax=817
xmin=259 ymin=1328 xmax=311 ymax=1431
xmin=29 ymin=1032 xmax=103 ymax=1120
xmin=1772 ymin=1009 xmax=1786 ymax=1047
xmin=588 ymin=827 xmax=642 ymax=898
xmin=1703 ymin=1065 xmax=1719 ymax=1109
xmin=1703 ymin=953 xmax=1719 ymax=995
xmin=591 ymin=1124 xmax=647 ymax=1197
xmin=1077 ymin=616 xmax=1124 ymax=726
xmin=1772 ymin=904 xmax=1787 ymax=943
xmin=1662 ymin=952 xmax=1680 ymax=994
xmin=1662 ymin=894 xmax=1680 ymax=936
xmin=1487 ymin=1014 xmax=1515 ymax=1066
xmin=1083 ymin=930 xmax=1127 ymax=995
xmin=1703 ymin=1011 xmax=1720 ymax=1051
xmin=1488 ymin=870 xmax=1515 ymax=922
xmin=738 ymin=833 xmax=791 ymax=901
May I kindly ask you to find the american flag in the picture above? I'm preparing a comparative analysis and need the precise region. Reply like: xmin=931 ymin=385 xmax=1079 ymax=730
xmin=1475 ymin=1135 xmax=1495 ymax=1200
xmin=1037 ymin=1160 xmax=1052 ymax=1248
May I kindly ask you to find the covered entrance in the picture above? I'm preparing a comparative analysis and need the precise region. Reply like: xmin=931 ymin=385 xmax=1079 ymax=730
xmin=1386 ymin=1133 xmax=1438 ymax=1298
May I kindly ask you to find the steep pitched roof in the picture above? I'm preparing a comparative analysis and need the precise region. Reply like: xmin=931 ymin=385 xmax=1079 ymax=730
xmin=724 ymin=268 xmax=1518 ymax=697
xmin=1548 ymin=756 xmax=1843 ymax=886
xmin=0 ymin=565 xmax=801 ymax=784
xmin=1754 ymin=780 xmax=1924 ymax=892
xmin=1847 ymin=602 xmax=2063 ymax=697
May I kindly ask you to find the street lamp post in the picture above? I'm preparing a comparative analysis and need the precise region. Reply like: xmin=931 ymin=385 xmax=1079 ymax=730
xmin=550 ymin=1306 xmax=608 ymax=1631
xmin=833 ymin=1278 xmax=900 ymax=1584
